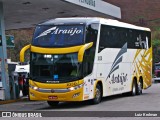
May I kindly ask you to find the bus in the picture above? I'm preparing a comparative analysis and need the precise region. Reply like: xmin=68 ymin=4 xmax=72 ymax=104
xmin=20 ymin=17 xmax=152 ymax=106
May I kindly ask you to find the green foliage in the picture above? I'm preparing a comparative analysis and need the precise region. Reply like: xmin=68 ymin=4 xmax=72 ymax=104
xmin=152 ymin=28 xmax=160 ymax=63
xmin=152 ymin=39 xmax=160 ymax=47
xmin=6 ymin=28 xmax=34 ymax=62
xmin=153 ymin=41 xmax=160 ymax=63
xmin=155 ymin=27 xmax=160 ymax=31
xmin=7 ymin=39 xmax=30 ymax=62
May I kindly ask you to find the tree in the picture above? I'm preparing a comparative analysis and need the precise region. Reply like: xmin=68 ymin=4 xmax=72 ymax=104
xmin=6 ymin=28 xmax=34 ymax=62
xmin=152 ymin=40 xmax=160 ymax=63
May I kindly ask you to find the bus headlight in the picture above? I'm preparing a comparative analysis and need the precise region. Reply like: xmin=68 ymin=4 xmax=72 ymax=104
xmin=33 ymin=86 xmax=38 ymax=90
xmin=68 ymin=83 xmax=84 ymax=91
xmin=30 ymin=85 xmax=39 ymax=91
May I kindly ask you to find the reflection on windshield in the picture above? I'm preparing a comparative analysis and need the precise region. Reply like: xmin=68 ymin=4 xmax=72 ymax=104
xmin=30 ymin=53 xmax=82 ymax=83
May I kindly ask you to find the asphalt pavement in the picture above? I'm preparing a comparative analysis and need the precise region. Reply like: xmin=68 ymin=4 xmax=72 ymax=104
xmin=0 ymin=83 xmax=160 ymax=111
xmin=0 ymin=83 xmax=160 ymax=119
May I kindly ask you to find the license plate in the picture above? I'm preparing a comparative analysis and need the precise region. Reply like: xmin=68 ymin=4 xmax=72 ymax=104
xmin=48 ymin=96 xmax=58 ymax=100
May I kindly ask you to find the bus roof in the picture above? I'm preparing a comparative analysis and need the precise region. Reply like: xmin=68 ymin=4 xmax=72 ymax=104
xmin=38 ymin=17 xmax=151 ymax=31
xmin=39 ymin=17 xmax=99 ymax=26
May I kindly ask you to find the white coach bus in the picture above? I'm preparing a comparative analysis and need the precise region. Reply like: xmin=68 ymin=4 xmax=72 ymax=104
xmin=20 ymin=17 xmax=152 ymax=106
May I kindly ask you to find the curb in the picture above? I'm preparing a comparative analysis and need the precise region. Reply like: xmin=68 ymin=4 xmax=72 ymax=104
xmin=0 ymin=97 xmax=28 ymax=105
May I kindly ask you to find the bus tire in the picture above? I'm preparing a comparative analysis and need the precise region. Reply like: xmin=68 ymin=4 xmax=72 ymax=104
xmin=28 ymin=94 xmax=30 ymax=101
xmin=136 ymin=80 xmax=142 ymax=95
xmin=130 ymin=80 xmax=137 ymax=96
xmin=22 ymin=88 xmax=27 ymax=96
xmin=91 ymin=84 xmax=102 ymax=104
xmin=28 ymin=89 xmax=30 ymax=101
xmin=47 ymin=101 xmax=59 ymax=107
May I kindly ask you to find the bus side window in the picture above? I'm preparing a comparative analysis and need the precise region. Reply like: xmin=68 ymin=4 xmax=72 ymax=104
xmin=127 ymin=30 xmax=133 ymax=48
xmin=119 ymin=28 xmax=127 ymax=46
xmin=99 ymin=25 xmax=109 ymax=52
xmin=127 ymin=29 xmax=139 ymax=49
xmin=99 ymin=25 xmax=127 ymax=52
xmin=146 ymin=31 xmax=151 ymax=49
xmin=83 ymin=50 xmax=92 ymax=76
xmin=145 ymin=36 xmax=149 ymax=49
xmin=83 ymin=24 xmax=98 ymax=76
xmin=141 ymin=32 xmax=149 ymax=49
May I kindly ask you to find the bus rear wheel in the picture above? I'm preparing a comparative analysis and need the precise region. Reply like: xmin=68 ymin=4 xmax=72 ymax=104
xmin=91 ymin=84 xmax=102 ymax=104
xmin=47 ymin=101 xmax=59 ymax=107
xmin=136 ymin=81 xmax=142 ymax=95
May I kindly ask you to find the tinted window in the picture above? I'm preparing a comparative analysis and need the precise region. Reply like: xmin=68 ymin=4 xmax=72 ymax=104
xmin=99 ymin=25 xmax=151 ymax=52
xmin=99 ymin=25 xmax=127 ymax=52
xmin=30 ymin=52 xmax=82 ymax=83
xmin=83 ymin=23 xmax=98 ymax=76
xmin=127 ymin=30 xmax=151 ymax=49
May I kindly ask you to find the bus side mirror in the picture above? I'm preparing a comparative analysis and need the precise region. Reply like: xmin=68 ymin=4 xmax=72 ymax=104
xmin=20 ymin=44 xmax=31 ymax=62
xmin=78 ymin=42 xmax=93 ymax=62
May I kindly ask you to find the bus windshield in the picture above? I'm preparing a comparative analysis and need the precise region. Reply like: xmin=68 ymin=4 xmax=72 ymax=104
xmin=30 ymin=52 xmax=82 ymax=83
xmin=32 ymin=25 xmax=84 ymax=47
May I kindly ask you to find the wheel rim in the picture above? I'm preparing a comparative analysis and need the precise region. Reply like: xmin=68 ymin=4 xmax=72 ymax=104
xmin=138 ymin=82 xmax=142 ymax=93
xmin=95 ymin=88 xmax=101 ymax=101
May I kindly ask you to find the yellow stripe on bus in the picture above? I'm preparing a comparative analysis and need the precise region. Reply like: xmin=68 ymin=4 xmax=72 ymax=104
xmin=30 ymin=45 xmax=83 ymax=54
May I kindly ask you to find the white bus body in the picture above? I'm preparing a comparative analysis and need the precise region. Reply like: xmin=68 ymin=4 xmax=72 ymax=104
xmin=21 ymin=18 xmax=152 ymax=105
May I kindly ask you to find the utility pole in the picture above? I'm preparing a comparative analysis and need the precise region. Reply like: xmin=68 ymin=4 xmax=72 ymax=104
xmin=0 ymin=1 xmax=10 ymax=100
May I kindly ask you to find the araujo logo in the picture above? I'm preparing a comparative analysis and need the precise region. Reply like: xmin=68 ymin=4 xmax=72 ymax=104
xmin=111 ymin=73 xmax=128 ymax=85
xmin=106 ymin=43 xmax=127 ymax=80
xmin=135 ymin=35 xmax=148 ymax=49
xmin=36 ymin=27 xmax=82 ymax=39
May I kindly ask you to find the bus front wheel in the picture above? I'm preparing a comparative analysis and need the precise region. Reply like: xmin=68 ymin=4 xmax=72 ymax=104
xmin=91 ymin=84 xmax=102 ymax=104
xmin=47 ymin=101 xmax=59 ymax=107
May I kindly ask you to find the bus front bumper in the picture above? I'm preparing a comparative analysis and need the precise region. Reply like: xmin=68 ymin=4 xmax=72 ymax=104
xmin=29 ymin=87 xmax=84 ymax=101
